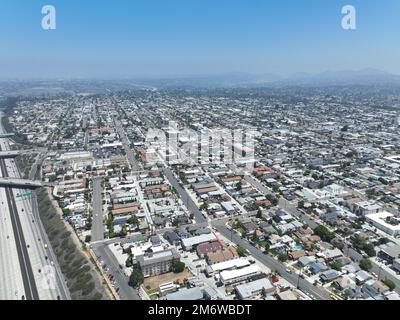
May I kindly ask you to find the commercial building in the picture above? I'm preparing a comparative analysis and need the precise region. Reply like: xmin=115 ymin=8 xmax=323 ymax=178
xmin=181 ymin=233 xmax=217 ymax=250
xmin=220 ymin=265 xmax=262 ymax=285
xmin=366 ymin=212 xmax=400 ymax=237
xmin=235 ymin=278 xmax=275 ymax=299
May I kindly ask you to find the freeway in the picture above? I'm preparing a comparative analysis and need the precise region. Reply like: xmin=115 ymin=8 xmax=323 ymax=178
xmin=211 ymin=219 xmax=332 ymax=300
xmin=163 ymin=167 xmax=207 ymax=224
xmin=91 ymin=177 xmax=105 ymax=242
xmin=0 ymin=111 xmax=70 ymax=300
xmin=0 ymin=158 xmax=39 ymax=300
xmin=0 ymin=177 xmax=43 ymax=188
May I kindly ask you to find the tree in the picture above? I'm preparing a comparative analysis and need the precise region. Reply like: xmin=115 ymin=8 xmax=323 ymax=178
xmin=359 ymin=258 xmax=372 ymax=271
xmin=278 ymin=252 xmax=288 ymax=262
xmin=62 ymin=208 xmax=72 ymax=217
xmin=330 ymin=261 xmax=342 ymax=271
xmin=266 ymin=194 xmax=278 ymax=206
xmin=314 ymin=225 xmax=335 ymax=242
xmin=354 ymin=235 xmax=376 ymax=257
xmin=383 ymin=279 xmax=396 ymax=291
xmin=363 ymin=243 xmax=376 ymax=257
xmin=236 ymin=245 xmax=248 ymax=257
xmin=377 ymin=238 xmax=390 ymax=245
xmin=129 ymin=268 xmax=144 ymax=288
xmin=171 ymin=260 xmax=185 ymax=273
xmin=298 ymin=200 xmax=305 ymax=209
xmin=84 ymin=235 xmax=91 ymax=243
xmin=127 ymin=216 xmax=139 ymax=225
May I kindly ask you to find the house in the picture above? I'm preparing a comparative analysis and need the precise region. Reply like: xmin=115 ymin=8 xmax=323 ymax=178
xmin=320 ymin=248 xmax=343 ymax=261
xmin=320 ymin=269 xmax=340 ymax=282
xmin=334 ymin=256 xmax=352 ymax=267
xmin=221 ymin=201 xmax=235 ymax=215
xmin=355 ymin=270 xmax=372 ymax=285
xmin=242 ymin=221 xmax=258 ymax=236
xmin=298 ymin=256 xmax=316 ymax=267
xmin=163 ymin=231 xmax=181 ymax=246
xmin=289 ymin=250 xmax=306 ymax=260
xmin=308 ymin=262 xmax=328 ymax=274
xmin=362 ymin=280 xmax=390 ymax=298
xmin=332 ymin=275 xmax=357 ymax=292
xmin=150 ymin=235 xmax=162 ymax=246
xmin=196 ymin=241 xmax=225 ymax=258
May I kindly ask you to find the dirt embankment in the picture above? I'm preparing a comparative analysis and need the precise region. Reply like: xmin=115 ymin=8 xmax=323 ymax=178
xmin=37 ymin=188 xmax=112 ymax=300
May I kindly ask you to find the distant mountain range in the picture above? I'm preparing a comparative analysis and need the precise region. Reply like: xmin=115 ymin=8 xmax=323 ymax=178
xmin=2 ymin=69 xmax=400 ymax=96
xmin=138 ymin=69 xmax=400 ymax=88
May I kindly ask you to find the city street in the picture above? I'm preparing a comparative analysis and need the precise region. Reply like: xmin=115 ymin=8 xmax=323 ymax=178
xmin=211 ymin=219 xmax=332 ymax=300
xmin=91 ymin=243 xmax=140 ymax=300
xmin=163 ymin=167 xmax=207 ymax=224
xmin=91 ymin=176 xmax=105 ymax=242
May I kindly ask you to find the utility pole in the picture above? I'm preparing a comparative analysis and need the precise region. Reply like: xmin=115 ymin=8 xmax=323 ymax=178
xmin=377 ymin=262 xmax=382 ymax=281
xmin=297 ymin=267 xmax=303 ymax=289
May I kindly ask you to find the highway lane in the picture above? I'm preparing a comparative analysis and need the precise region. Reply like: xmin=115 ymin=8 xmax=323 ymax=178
xmin=163 ymin=167 xmax=207 ymax=224
xmin=0 ymin=112 xmax=70 ymax=300
xmin=8 ymin=160 xmax=70 ymax=300
xmin=30 ymin=191 xmax=71 ymax=299
xmin=91 ymin=176 xmax=105 ymax=242
xmin=0 ymin=158 xmax=39 ymax=300
xmin=212 ymin=220 xmax=332 ymax=300
xmin=0 ymin=164 xmax=26 ymax=299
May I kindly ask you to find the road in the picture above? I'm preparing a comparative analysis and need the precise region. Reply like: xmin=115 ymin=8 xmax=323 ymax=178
xmin=114 ymin=119 xmax=141 ymax=172
xmin=163 ymin=167 xmax=207 ymax=224
xmin=28 ymin=151 xmax=47 ymax=180
xmin=162 ymin=165 xmax=329 ymax=299
xmin=344 ymin=244 xmax=400 ymax=295
xmin=91 ymin=176 xmax=105 ymax=242
xmin=0 ymin=111 xmax=70 ymax=300
xmin=91 ymin=243 xmax=140 ymax=300
xmin=211 ymin=219 xmax=332 ymax=300
xmin=0 ymin=158 xmax=39 ymax=300
xmin=243 ymin=174 xmax=318 ymax=229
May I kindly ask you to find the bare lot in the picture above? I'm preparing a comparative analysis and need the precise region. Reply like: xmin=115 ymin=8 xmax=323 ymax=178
xmin=143 ymin=270 xmax=193 ymax=290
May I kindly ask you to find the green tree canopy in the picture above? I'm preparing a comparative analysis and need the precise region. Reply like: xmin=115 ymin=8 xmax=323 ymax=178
xmin=359 ymin=258 xmax=372 ymax=271
xmin=314 ymin=225 xmax=335 ymax=242
xmin=171 ymin=260 xmax=185 ymax=273
xmin=129 ymin=268 xmax=144 ymax=288
xmin=384 ymin=279 xmax=396 ymax=291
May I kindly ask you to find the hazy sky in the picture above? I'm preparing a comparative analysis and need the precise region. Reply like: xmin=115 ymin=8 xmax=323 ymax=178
xmin=1 ymin=0 xmax=400 ymax=79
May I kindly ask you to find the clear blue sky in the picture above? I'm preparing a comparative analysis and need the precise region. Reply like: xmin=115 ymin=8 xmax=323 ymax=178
xmin=1 ymin=0 xmax=400 ymax=79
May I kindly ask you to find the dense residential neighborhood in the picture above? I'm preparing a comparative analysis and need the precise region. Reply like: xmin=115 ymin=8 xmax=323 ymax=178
xmin=2 ymin=86 xmax=400 ymax=300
